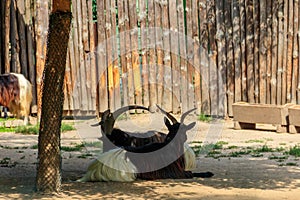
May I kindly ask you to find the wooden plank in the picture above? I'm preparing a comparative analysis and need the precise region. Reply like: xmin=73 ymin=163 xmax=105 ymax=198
xmin=253 ymin=0 xmax=260 ymax=103
xmin=109 ymin=0 xmax=121 ymax=110
xmin=87 ymin=0 xmax=97 ymax=111
xmin=96 ymin=0 xmax=108 ymax=112
xmin=216 ymin=0 xmax=226 ymax=116
xmin=78 ymin=0 xmax=88 ymax=111
xmin=224 ymin=0 xmax=234 ymax=116
xmin=232 ymin=0 xmax=241 ymax=103
xmin=259 ymin=0 xmax=267 ymax=104
xmin=281 ymin=0 xmax=288 ymax=104
xmin=199 ymin=0 xmax=210 ymax=115
xmin=186 ymin=0 xmax=195 ymax=112
xmin=276 ymin=0 xmax=284 ymax=105
xmin=161 ymin=0 xmax=172 ymax=111
xmin=138 ymin=0 xmax=149 ymax=108
xmin=70 ymin=0 xmax=80 ymax=111
xmin=271 ymin=0 xmax=279 ymax=105
xmin=148 ymin=0 xmax=158 ymax=110
xmin=35 ymin=0 xmax=49 ymax=117
xmin=111 ymin=0 xmax=121 ymax=110
xmin=168 ymin=0 xmax=180 ymax=113
xmin=10 ymin=0 xmax=21 ymax=73
xmin=129 ymin=0 xmax=142 ymax=111
xmin=4 ymin=0 xmax=11 ymax=73
xmin=117 ymin=0 xmax=128 ymax=107
xmin=286 ymin=0 xmax=293 ymax=103
xmin=105 ymin=0 xmax=114 ymax=111
xmin=245 ymin=0 xmax=254 ymax=103
xmin=154 ymin=0 xmax=164 ymax=108
xmin=67 ymin=39 xmax=75 ymax=111
xmin=0 ymin=0 xmax=3 ymax=73
xmin=178 ymin=0 xmax=188 ymax=113
xmin=266 ymin=0 xmax=272 ymax=104
xmin=27 ymin=24 xmax=37 ymax=108
xmin=292 ymin=0 xmax=298 ymax=104
xmin=83 ymin=0 xmax=92 ymax=112
xmin=239 ymin=0 xmax=247 ymax=102
xmin=16 ymin=0 xmax=28 ymax=77
xmin=193 ymin=0 xmax=202 ymax=115
xmin=125 ymin=0 xmax=137 ymax=112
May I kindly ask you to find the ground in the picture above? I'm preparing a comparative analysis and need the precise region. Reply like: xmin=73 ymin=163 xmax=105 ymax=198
xmin=0 ymin=113 xmax=300 ymax=200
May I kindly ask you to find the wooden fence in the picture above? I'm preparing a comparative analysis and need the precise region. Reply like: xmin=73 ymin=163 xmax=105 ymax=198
xmin=0 ymin=0 xmax=299 ymax=117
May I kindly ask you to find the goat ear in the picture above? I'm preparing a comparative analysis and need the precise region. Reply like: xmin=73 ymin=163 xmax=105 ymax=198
xmin=164 ymin=117 xmax=172 ymax=129
xmin=186 ymin=122 xmax=196 ymax=130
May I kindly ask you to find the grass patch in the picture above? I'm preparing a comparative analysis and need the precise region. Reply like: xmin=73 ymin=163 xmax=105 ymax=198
xmin=0 ymin=126 xmax=15 ymax=132
xmin=286 ymin=145 xmax=300 ymax=157
xmin=14 ymin=123 xmax=76 ymax=135
xmin=245 ymin=139 xmax=264 ymax=143
xmin=198 ymin=113 xmax=212 ymax=122
xmin=253 ymin=145 xmax=274 ymax=153
xmin=82 ymin=141 xmax=103 ymax=148
xmin=77 ymin=153 xmax=93 ymax=159
xmin=30 ymin=145 xmax=38 ymax=149
xmin=228 ymin=145 xmax=238 ymax=149
xmin=61 ymin=143 xmax=84 ymax=152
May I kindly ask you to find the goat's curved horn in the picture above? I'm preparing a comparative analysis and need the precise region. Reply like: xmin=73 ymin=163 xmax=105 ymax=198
xmin=156 ymin=104 xmax=178 ymax=124
xmin=112 ymin=105 xmax=150 ymax=120
xmin=180 ymin=108 xmax=197 ymax=123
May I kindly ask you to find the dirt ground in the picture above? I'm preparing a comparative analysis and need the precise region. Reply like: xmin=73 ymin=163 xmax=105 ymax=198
xmin=0 ymin=114 xmax=300 ymax=200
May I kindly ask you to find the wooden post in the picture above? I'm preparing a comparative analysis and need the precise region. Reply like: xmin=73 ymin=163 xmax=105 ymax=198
xmin=291 ymin=0 xmax=298 ymax=104
xmin=96 ymin=0 xmax=108 ymax=113
xmin=239 ymin=0 xmax=247 ymax=102
xmin=286 ymin=0 xmax=293 ymax=103
xmin=139 ymin=0 xmax=149 ymax=108
xmin=162 ymin=0 xmax=172 ymax=111
xmin=245 ymin=0 xmax=254 ymax=103
xmin=232 ymin=0 xmax=242 ymax=103
xmin=35 ymin=0 xmax=49 ymax=118
xmin=199 ymin=0 xmax=210 ymax=115
xmin=216 ymin=0 xmax=226 ymax=116
xmin=225 ymin=0 xmax=234 ymax=116
xmin=148 ymin=0 xmax=158 ymax=110
xmin=178 ymin=0 xmax=188 ymax=113
xmin=154 ymin=0 xmax=164 ymax=108
xmin=266 ymin=0 xmax=272 ymax=104
xmin=281 ymin=0 xmax=288 ymax=104
xmin=4 ymin=0 xmax=11 ymax=73
xmin=186 ymin=0 xmax=196 ymax=112
xmin=276 ymin=0 xmax=284 ymax=105
xmin=193 ymin=0 xmax=202 ymax=115
xmin=259 ymin=0 xmax=267 ymax=104
xmin=117 ymin=0 xmax=129 ymax=108
xmin=253 ymin=0 xmax=260 ymax=103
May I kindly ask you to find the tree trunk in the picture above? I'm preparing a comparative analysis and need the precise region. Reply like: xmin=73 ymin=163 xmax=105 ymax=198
xmin=36 ymin=0 xmax=71 ymax=193
xmin=4 ymin=0 xmax=11 ymax=73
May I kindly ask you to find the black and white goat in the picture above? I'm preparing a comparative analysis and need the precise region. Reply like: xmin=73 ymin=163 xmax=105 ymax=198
xmin=77 ymin=106 xmax=213 ymax=182
xmin=0 ymin=73 xmax=32 ymax=125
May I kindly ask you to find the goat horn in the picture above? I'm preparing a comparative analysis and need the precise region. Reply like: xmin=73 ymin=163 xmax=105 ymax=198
xmin=180 ymin=108 xmax=197 ymax=123
xmin=156 ymin=104 xmax=178 ymax=124
xmin=112 ymin=105 xmax=150 ymax=120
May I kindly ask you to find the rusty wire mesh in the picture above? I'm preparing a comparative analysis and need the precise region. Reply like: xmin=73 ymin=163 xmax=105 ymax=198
xmin=36 ymin=11 xmax=72 ymax=193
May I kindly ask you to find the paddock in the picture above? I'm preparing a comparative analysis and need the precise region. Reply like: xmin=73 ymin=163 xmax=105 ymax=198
xmin=0 ymin=115 xmax=300 ymax=199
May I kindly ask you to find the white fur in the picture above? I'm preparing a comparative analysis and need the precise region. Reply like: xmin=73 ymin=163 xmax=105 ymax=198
xmin=77 ymin=148 xmax=137 ymax=182
xmin=78 ymin=144 xmax=197 ymax=182
xmin=9 ymin=73 xmax=32 ymax=125
xmin=184 ymin=143 xmax=197 ymax=170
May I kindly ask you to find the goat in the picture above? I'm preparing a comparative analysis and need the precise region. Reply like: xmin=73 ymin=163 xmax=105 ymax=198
xmin=77 ymin=106 xmax=213 ymax=182
xmin=0 ymin=73 xmax=32 ymax=125
xmin=95 ymin=105 xmax=167 ymax=152
xmin=95 ymin=105 xmax=196 ymax=170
